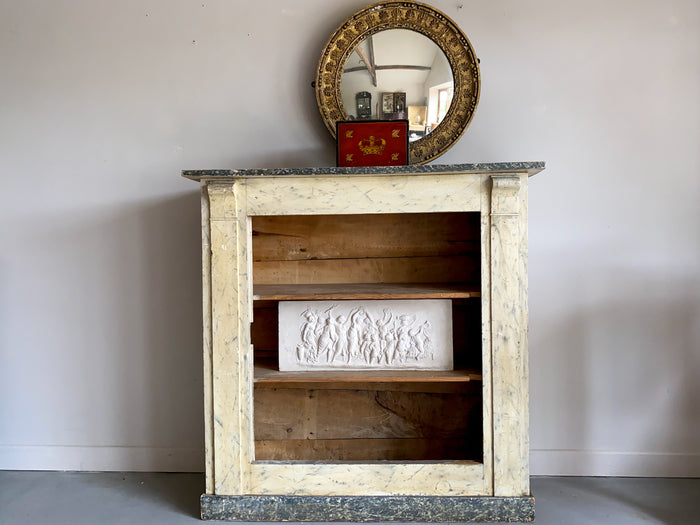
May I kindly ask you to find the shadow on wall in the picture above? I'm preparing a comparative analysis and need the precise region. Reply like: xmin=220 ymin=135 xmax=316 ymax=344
xmin=530 ymin=265 xmax=700 ymax=476
xmin=0 ymin=191 xmax=206 ymax=470
xmin=135 ymin=192 xmax=204 ymax=463
xmin=92 ymin=192 xmax=205 ymax=469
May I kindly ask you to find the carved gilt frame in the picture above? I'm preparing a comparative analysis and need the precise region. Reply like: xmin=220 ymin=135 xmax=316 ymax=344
xmin=315 ymin=1 xmax=481 ymax=165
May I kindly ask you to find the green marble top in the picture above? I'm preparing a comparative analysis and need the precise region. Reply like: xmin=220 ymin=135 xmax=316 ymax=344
xmin=182 ymin=162 xmax=545 ymax=181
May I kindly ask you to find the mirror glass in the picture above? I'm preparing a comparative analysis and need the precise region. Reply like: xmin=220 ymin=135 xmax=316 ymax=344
xmin=340 ymin=30 xmax=453 ymax=143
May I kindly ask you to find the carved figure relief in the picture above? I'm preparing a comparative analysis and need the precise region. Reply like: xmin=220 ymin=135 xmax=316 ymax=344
xmin=279 ymin=300 xmax=453 ymax=371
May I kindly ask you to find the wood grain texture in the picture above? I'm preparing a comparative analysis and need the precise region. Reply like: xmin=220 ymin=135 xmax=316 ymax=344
xmin=252 ymin=212 xmax=480 ymax=286
xmin=253 ymin=282 xmax=480 ymax=300
xmin=252 ymin=213 xmax=480 ymax=261
xmin=254 ymin=380 xmax=482 ymax=394
xmin=255 ymin=438 xmax=478 ymax=461
xmin=254 ymin=388 xmax=480 ymax=441
xmin=254 ymin=256 xmax=479 ymax=285
xmin=253 ymin=361 xmax=482 ymax=384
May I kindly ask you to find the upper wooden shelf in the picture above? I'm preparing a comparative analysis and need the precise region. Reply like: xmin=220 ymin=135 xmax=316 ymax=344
xmin=253 ymin=283 xmax=480 ymax=301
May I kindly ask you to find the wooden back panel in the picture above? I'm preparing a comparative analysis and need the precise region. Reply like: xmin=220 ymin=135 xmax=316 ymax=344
xmin=252 ymin=213 xmax=480 ymax=285
xmin=255 ymin=386 xmax=482 ymax=461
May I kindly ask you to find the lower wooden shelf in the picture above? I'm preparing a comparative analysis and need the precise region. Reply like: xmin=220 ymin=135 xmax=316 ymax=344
xmin=254 ymin=360 xmax=482 ymax=387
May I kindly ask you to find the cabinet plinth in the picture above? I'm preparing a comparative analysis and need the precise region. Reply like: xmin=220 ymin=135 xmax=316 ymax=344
xmin=185 ymin=162 xmax=544 ymax=522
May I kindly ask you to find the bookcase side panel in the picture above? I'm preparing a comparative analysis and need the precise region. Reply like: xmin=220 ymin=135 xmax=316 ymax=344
xmin=208 ymin=183 xmax=254 ymax=495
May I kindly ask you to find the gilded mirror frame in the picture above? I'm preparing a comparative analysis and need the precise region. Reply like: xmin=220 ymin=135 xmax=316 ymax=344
xmin=315 ymin=1 xmax=480 ymax=165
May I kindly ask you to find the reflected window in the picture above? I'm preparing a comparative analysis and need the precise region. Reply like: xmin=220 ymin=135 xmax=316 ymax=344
xmin=437 ymin=86 xmax=453 ymax=124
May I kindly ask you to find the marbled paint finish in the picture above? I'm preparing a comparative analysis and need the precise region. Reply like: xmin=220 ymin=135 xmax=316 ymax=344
xmin=192 ymin=163 xmax=543 ymax=520
xmin=247 ymin=462 xmax=486 ymax=497
xmin=490 ymin=175 xmax=530 ymax=496
xmin=207 ymin=184 xmax=255 ymax=495
xmin=245 ymin=174 xmax=482 ymax=216
xmin=200 ymin=494 xmax=535 ymax=522
xmin=183 ymin=161 xmax=544 ymax=180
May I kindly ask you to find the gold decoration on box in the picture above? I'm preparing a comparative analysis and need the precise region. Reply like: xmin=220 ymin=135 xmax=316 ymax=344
xmin=358 ymin=136 xmax=387 ymax=155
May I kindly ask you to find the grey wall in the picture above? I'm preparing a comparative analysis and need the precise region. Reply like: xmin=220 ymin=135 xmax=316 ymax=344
xmin=0 ymin=0 xmax=698 ymax=475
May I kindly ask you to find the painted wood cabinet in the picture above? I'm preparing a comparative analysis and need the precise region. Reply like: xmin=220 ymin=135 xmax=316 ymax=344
xmin=184 ymin=162 xmax=544 ymax=522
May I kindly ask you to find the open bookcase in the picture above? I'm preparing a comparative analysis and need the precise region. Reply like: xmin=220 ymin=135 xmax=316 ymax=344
xmin=251 ymin=212 xmax=483 ymax=462
xmin=184 ymin=163 xmax=544 ymax=522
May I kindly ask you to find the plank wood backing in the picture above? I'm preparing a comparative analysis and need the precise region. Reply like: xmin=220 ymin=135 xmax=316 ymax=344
xmin=255 ymin=438 xmax=479 ymax=461
xmin=254 ymin=387 xmax=482 ymax=461
xmin=252 ymin=213 xmax=480 ymax=261
xmin=252 ymin=213 xmax=480 ymax=285
xmin=251 ymin=305 xmax=277 ymax=351
xmin=253 ymin=255 xmax=479 ymax=285
xmin=255 ymin=388 xmax=480 ymax=440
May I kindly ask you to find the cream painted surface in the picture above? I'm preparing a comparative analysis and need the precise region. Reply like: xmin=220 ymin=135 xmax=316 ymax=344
xmin=478 ymin=175 xmax=494 ymax=494
xmin=207 ymin=184 xmax=255 ymax=495
xmin=0 ymin=0 xmax=698 ymax=477
xmin=200 ymin=184 xmax=214 ymax=493
xmin=208 ymin=217 xmax=242 ymax=492
xmin=245 ymin=174 xmax=482 ymax=215
xmin=490 ymin=175 xmax=530 ymax=496
xmin=199 ymin=168 xmax=528 ymax=497
xmin=248 ymin=462 xmax=487 ymax=496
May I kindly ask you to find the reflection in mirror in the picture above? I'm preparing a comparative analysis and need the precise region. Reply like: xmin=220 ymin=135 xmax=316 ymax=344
xmin=341 ymin=29 xmax=453 ymax=143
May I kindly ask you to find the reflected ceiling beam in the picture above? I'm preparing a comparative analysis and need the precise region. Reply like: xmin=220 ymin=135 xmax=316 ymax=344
xmin=344 ymin=65 xmax=432 ymax=73
xmin=376 ymin=65 xmax=432 ymax=71
xmin=354 ymin=36 xmax=377 ymax=87
xmin=367 ymin=35 xmax=376 ymax=79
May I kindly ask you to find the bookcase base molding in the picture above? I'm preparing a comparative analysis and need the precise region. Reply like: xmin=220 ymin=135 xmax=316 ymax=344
xmin=184 ymin=163 xmax=544 ymax=522
xmin=201 ymin=494 xmax=535 ymax=522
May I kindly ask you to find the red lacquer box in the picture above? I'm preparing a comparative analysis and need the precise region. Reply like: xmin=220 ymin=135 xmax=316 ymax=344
xmin=336 ymin=120 xmax=409 ymax=167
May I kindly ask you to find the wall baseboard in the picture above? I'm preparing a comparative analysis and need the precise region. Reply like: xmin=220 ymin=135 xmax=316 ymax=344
xmin=2 ymin=446 xmax=699 ymax=477
xmin=531 ymin=449 xmax=700 ymax=478
xmin=0 ymin=445 xmax=204 ymax=472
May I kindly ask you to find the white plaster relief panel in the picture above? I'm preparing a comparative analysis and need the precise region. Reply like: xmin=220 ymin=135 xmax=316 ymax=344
xmin=278 ymin=300 xmax=453 ymax=371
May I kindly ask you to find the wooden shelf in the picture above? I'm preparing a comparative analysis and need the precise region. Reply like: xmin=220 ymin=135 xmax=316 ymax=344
xmin=254 ymin=360 xmax=482 ymax=385
xmin=253 ymin=282 xmax=480 ymax=301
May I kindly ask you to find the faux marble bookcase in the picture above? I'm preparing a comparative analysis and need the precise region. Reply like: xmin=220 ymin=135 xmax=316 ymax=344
xmin=278 ymin=299 xmax=453 ymax=371
xmin=184 ymin=162 xmax=545 ymax=522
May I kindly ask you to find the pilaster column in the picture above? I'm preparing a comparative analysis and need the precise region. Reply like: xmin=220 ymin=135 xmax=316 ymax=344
xmin=206 ymin=182 xmax=253 ymax=495
xmin=490 ymin=174 xmax=529 ymax=496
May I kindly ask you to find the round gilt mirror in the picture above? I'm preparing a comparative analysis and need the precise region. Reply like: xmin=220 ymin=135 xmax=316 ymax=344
xmin=315 ymin=1 xmax=480 ymax=165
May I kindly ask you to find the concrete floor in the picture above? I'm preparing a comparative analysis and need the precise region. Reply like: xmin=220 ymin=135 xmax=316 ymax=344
xmin=0 ymin=472 xmax=698 ymax=524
